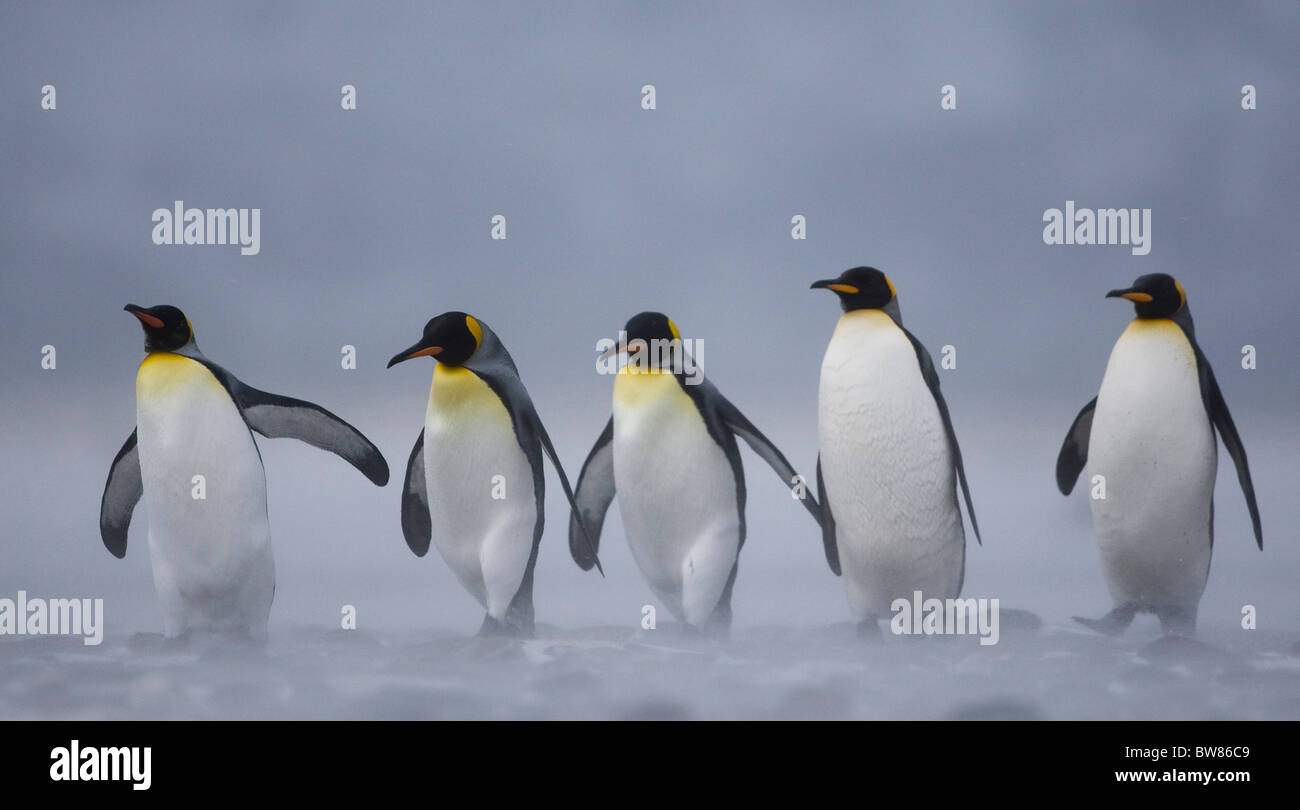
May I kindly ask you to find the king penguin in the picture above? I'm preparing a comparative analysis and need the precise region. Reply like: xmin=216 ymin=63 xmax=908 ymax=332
xmin=100 ymin=304 xmax=389 ymax=640
xmin=811 ymin=267 xmax=981 ymax=635
xmin=567 ymin=312 xmax=822 ymax=635
xmin=388 ymin=312 xmax=598 ymax=637
xmin=1056 ymin=273 xmax=1262 ymax=636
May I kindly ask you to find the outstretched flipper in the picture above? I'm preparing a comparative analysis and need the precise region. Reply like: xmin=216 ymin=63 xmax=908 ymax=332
xmin=196 ymin=359 xmax=390 ymax=486
xmin=902 ymin=329 xmax=981 ymax=544
xmin=1055 ymin=397 xmax=1097 ymax=496
xmin=569 ymin=417 xmax=615 ymax=571
xmin=815 ymin=455 xmax=841 ymax=575
xmin=1187 ymin=340 xmax=1262 ymax=549
xmin=400 ymin=430 xmax=432 ymax=556
xmin=99 ymin=429 xmax=143 ymax=558
xmin=1073 ymin=603 xmax=1138 ymax=636
xmin=712 ymin=393 xmax=823 ymax=526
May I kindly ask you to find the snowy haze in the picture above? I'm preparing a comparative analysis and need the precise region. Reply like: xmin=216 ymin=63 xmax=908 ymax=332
xmin=1 ymin=1 xmax=1298 ymax=719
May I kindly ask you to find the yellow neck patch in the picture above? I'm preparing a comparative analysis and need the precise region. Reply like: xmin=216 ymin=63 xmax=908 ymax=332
xmin=1121 ymin=317 xmax=1195 ymax=362
xmin=617 ymin=365 xmax=671 ymax=376
xmin=431 ymin=363 xmax=497 ymax=412
xmin=838 ymin=308 xmax=896 ymax=329
xmin=614 ymin=363 xmax=684 ymax=410
xmin=136 ymin=352 xmax=221 ymax=398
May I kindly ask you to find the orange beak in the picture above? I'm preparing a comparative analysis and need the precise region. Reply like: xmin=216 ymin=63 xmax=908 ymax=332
xmin=131 ymin=310 xmax=164 ymax=329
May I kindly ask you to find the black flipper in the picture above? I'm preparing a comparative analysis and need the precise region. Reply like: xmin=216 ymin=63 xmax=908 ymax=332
xmin=712 ymin=394 xmax=823 ymax=527
xmin=530 ymin=408 xmax=602 ymax=575
xmin=902 ymin=329 xmax=981 ymax=544
xmin=400 ymin=430 xmax=432 ymax=556
xmin=464 ymin=323 xmax=603 ymax=581
xmin=194 ymin=358 xmax=390 ymax=486
xmin=569 ymin=417 xmax=616 ymax=571
xmin=1073 ymin=603 xmax=1138 ymax=636
xmin=99 ymin=429 xmax=142 ymax=559
xmin=815 ymin=455 xmax=841 ymax=575
xmin=702 ymin=558 xmax=740 ymax=638
xmin=1055 ymin=397 xmax=1097 ymax=496
xmin=669 ymin=370 xmax=822 ymax=579
xmin=677 ymin=376 xmax=749 ymax=554
xmin=1187 ymin=340 xmax=1263 ymax=549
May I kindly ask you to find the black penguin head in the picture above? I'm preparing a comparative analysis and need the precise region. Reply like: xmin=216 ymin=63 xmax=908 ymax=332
xmin=596 ymin=311 xmax=684 ymax=370
xmin=124 ymin=304 xmax=193 ymax=352
xmin=810 ymin=266 xmax=897 ymax=312
xmin=1106 ymin=273 xmax=1187 ymax=318
xmin=387 ymin=311 xmax=483 ymax=369
xmin=623 ymin=311 xmax=680 ymax=344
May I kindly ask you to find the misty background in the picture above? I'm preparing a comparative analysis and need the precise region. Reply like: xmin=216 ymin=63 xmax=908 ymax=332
xmin=1 ymin=2 xmax=1297 ymax=718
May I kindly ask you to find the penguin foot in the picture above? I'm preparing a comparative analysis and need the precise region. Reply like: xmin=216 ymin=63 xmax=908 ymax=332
xmin=477 ymin=614 xmax=531 ymax=639
xmin=700 ymin=609 xmax=733 ymax=640
xmin=1155 ymin=606 xmax=1197 ymax=638
xmin=1072 ymin=604 xmax=1138 ymax=636
xmin=700 ymin=623 xmax=731 ymax=641
xmin=669 ymin=622 xmax=728 ymax=644
xmin=160 ymin=633 xmax=192 ymax=652
xmin=126 ymin=632 xmax=170 ymax=653
xmin=997 ymin=608 xmax=1043 ymax=635
xmin=1138 ymin=635 xmax=1228 ymax=670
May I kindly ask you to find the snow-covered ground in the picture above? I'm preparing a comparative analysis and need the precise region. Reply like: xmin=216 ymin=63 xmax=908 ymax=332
xmin=4 ymin=619 xmax=1297 ymax=721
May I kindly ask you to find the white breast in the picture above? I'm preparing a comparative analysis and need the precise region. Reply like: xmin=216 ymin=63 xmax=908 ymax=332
xmin=134 ymin=353 xmax=273 ymax=638
xmin=817 ymin=309 xmax=964 ymax=620
xmin=1088 ymin=319 xmax=1216 ymax=609
xmin=612 ymin=369 xmax=739 ymax=626
xmin=423 ymin=365 xmax=536 ymax=620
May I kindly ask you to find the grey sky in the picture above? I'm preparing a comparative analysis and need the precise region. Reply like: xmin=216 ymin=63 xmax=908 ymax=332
xmin=1 ymin=2 xmax=1296 ymax=639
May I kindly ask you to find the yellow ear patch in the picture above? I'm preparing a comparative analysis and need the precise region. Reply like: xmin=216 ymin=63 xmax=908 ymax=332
xmin=185 ymin=316 xmax=194 ymax=340
xmin=1122 ymin=292 xmax=1154 ymax=303
xmin=884 ymin=276 xmax=897 ymax=298
xmin=1174 ymin=280 xmax=1187 ymax=309
xmin=827 ymin=283 xmax=859 ymax=294
xmin=667 ymin=318 xmax=681 ymax=340
xmin=465 ymin=314 xmax=483 ymax=346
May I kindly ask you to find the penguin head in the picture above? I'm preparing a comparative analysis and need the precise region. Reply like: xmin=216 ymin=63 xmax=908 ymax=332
xmin=623 ymin=311 xmax=680 ymax=344
xmin=124 ymin=304 xmax=193 ymax=352
xmin=387 ymin=311 xmax=483 ymax=369
xmin=1106 ymin=273 xmax=1187 ymax=318
xmin=810 ymin=266 xmax=897 ymax=312
xmin=598 ymin=311 xmax=684 ymax=369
